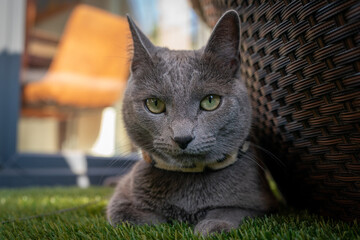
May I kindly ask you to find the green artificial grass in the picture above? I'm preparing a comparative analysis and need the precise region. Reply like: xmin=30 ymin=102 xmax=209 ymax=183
xmin=0 ymin=187 xmax=358 ymax=240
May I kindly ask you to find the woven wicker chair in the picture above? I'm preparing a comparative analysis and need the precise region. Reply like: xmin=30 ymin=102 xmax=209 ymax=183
xmin=191 ymin=0 xmax=360 ymax=221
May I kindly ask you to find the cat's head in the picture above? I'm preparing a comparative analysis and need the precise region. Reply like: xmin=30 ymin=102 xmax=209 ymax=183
xmin=123 ymin=11 xmax=251 ymax=169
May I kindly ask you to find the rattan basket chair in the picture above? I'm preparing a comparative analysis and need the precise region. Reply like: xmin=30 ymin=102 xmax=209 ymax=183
xmin=191 ymin=0 xmax=360 ymax=221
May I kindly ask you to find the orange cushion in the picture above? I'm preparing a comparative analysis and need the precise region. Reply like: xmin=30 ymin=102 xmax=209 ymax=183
xmin=24 ymin=72 xmax=126 ymax=108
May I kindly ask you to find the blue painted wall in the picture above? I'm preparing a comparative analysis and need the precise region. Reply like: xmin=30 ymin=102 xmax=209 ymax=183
xmin=0 ymin=52 xmax=21 ymax=167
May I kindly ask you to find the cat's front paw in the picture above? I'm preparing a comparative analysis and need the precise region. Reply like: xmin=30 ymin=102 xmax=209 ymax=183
xmin=194 ymin=219 xmax=235 ymax=236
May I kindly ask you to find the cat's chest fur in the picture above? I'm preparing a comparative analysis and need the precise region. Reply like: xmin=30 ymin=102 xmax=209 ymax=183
xmin=126 ymin=155 xmax=274 ymax=223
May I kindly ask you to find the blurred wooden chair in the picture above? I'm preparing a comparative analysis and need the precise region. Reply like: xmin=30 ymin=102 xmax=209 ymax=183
xmin=23 ymin=0 xmax=78 ymax=69
xmin=22 ymin=4 xmax=131 ymax=117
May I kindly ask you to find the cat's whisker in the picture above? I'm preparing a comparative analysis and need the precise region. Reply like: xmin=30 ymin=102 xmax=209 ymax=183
xmin=96 ymin=155 xmax=137 ymax=186
xmin=248 ymin=142 xmax=286 ymax=169
xmin=95 ymin=141 xmax=140 ymax=185
xmin=241 ymin=152 xmax=265 ymax=171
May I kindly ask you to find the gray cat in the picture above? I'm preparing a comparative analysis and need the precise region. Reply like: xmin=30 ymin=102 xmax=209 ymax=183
xmin=107 ymin=10 xmax=277 ymax=235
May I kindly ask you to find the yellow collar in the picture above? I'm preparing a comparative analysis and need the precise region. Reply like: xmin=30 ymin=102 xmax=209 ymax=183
xmin=142 ymin=141 xmax=250 ymax=173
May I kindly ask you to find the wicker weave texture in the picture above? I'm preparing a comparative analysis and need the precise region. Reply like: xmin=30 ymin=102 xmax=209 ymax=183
xmin=192 ymin=0 xmax=360 ymax=221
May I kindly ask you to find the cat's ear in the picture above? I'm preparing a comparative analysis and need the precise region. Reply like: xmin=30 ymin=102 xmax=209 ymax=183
xmin=127 ymin=15 xmax=155 ymax=72
xmin=203 ymin=10 xmax=240 ymax=73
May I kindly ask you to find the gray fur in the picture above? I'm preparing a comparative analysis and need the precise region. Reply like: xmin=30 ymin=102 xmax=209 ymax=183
xmin=107 ymin=11 xmax=277 ymax=235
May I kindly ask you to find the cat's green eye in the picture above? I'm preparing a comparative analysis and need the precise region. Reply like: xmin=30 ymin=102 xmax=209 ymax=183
xmin=200 ymin=95 xmax=221 ymax=111
xmin=145 ymin=98 xmax=166 ymax=114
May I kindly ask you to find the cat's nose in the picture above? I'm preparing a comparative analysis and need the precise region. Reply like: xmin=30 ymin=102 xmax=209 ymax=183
xmin=173 ymin=136 xmax=193 ymax=150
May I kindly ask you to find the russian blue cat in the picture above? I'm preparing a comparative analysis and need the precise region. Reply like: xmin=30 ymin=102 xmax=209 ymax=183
xmin=107 ymin=10 xmax=277 ymax=235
